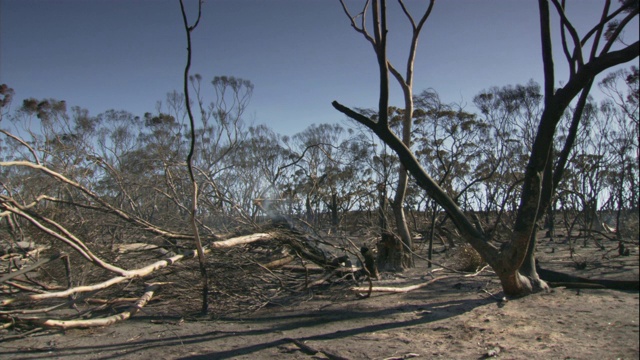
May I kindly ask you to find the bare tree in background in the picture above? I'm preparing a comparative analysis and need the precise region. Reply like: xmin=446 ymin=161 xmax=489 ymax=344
xmin=339 ymin=0 xmax=435 ymax=270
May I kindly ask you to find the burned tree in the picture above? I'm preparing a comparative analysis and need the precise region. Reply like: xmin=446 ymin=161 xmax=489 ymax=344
xmin=339 ymin=0 xmax=435 ymax=271
xmin=333 ymin=0 xmax=639 ymax=296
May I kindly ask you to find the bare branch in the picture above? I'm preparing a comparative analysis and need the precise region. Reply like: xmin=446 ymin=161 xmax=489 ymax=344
xmin=350 ymin=275 xmax=451 ymax=293
xmin=587 ymin=0 xmax=611 ymax=61
xmin=1 ymin=200 xmax=129 ymax=276
xmin=539 ymin=0 xmax=556 ymax=104
xmin=551 ymin=0 xmax=584 ymax=69
xmin=0 ymin=129 xmax=40 ymax=164
xmin=599 ymin=5 xmax=639 ymax=55
xmin=580 ymin=2 xmax=626 ymax=46
xmin=338 ymin=0 xmax=376 ymax=45
xmin=0 ymin=161 xmax=194 ymax=240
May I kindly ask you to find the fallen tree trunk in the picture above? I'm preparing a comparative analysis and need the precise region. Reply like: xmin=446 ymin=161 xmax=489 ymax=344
xmin=536 ymin=263 xmax=640 ymax=291
xmin=210 ymin=233 xmax=273 ymax=248
xmin=31 ymin=283 xmax=159 ymax=329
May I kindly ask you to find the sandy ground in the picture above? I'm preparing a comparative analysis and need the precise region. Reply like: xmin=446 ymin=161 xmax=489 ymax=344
xmin=1 ymin=269 xmax=638 ymax=360
xmin=1 ymin=232 xmax=638 ymax=360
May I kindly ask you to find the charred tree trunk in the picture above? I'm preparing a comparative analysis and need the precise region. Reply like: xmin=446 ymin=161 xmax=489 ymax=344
xmin=361 ymin=245 xmax=380 ymax=278
xmin=545 ymin=202 xmax=556 ymax=239
xmin=305 ymin=195 xmax=314 ymax=224
xmin=330 ymin=192 xmax=339 ymax=232
xmin=376 ymin=230 xmax=403 ymax=272
xmin=378 ymin=183 xmax=389 ymax=235
xmin=335 ymin=0 xmax=638 ymax=297
xmin=390 ymin=199 xmax=414 ymax=268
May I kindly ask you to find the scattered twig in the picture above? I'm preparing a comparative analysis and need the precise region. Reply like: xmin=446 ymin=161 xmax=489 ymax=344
xmin=285 ymin=337 xmax=317 ymax=355
xmin=0 ymin=327 xmax=46 ymax=342
xmin=285 ymin=337 xmax=350 ymax=360
xmin=350 ymin=276 xmax=451 ymax=294
xmin=383 ymin=353 xmax=420 ymax=360
xmin=464 ymin=264 xmax=493 ymax=277
xmin=480 ymin=289 xmax=507 ymax=303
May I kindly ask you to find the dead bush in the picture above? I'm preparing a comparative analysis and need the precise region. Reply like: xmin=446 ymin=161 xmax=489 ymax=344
xmin=449 ymin=243 xmax=486 ymax=272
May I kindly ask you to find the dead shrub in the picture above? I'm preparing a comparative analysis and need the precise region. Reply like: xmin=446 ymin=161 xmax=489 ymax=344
xmin=449 ymin=243 xmax=486 ymax=272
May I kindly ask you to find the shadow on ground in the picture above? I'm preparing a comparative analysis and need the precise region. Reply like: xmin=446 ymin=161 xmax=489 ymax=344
xmin=1 ymin=292 xmax=495 ymax=360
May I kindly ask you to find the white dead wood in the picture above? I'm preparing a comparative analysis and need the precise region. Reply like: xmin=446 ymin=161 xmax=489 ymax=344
xmin=210 ymin=233 xmax=272 ymax=248
xmin=602 ymin=222 xmax=617 ymax=234
xmin=33 ymin=283 xmax=159 ymax=329
xmin=349 ymin=276 xmax=451 ymax=294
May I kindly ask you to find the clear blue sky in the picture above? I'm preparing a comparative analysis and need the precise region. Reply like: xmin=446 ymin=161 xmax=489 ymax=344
xmin=1 ymin=0 xmax=638 ymax=136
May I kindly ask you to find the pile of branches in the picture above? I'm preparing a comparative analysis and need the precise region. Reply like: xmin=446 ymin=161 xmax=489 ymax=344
xmin=0 ymin=224 xmax=367 ymax=335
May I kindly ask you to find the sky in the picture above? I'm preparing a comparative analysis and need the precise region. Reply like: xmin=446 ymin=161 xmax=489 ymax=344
xmin=1 ymin=0 xmax=638 ymax=137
